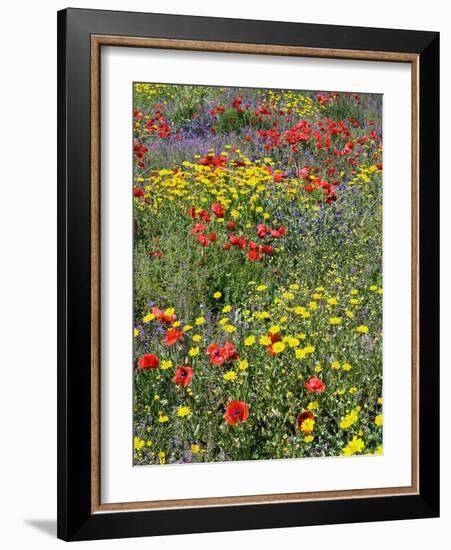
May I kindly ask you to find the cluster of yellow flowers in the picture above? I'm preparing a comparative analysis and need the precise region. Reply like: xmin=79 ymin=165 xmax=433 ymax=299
xmin=346 ymin=162 xmax=382 ymax=186
xmin=134 ymin=151 xmax=321 ymax=215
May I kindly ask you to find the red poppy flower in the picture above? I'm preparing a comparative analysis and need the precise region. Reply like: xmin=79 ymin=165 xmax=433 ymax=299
xmin=151 ymin=307 xmax=176 ymax=324
xmin=133 ymin=188 xmax=145 ymax=198
xmin=206 ymin=343 xmax=224 ymax=365
xmin=163 ymin=328 xmax=183 ymax=346
xmin=224 ymin=400 xmax=249 ymax=425
xmin=227 ymin=221 xmax=236 ymax=230
xmin=256 ymin=224 xmax=268 ymax=238
xmin=273 ymin=171 xmax=286 ymax=182
xmin=191 ymin=223 xmax=207 ymax=234
xmin=223 ymin=243 xmax=232 ymax=250
xmin=137 ymin=353 xmax=159 ymax=369
xmin=248 ymin=241 xmax=260 ymax=251
xmin=200 ymin=210 xmax=211 ymax=222
xmin=173 ymin=365 xmax=193 ymax=388
xmin=229 ymin=234 xmax=247 ymax=249
xmin=208 ymin=232 xmax=217 ymax=242
xmin=247 ymin=249 xmax=261 ymax=262
xmin=148 ymin=250 xmax=164 ymax=258
xmin=267 ymin=345 xmax=276 ymax=356
xmin=261 ymin=244 xmax=273 ymax=255
xmin=297 ymin=410 xmax=315 ymax=431
xmin=221 ymin=341 xmax=239 ymax=361
xmin=206 ymin=341 xmax=239 ymax=365
xmin=197 ymin=234 xmax=210 ymax=247
xmin=299 ymin=167 xmax=310 ymax=179
xmin=211 ymin=203 xmax=225 ymax=218
xmin=268 ymin=332 xmax=281 ymax=344
xmin=304 ymin=377 xmax=326 ymax=393
xmin=199 ymin=155 xmax=227 ymax=168
xmin=271 ymin=226 xmax=287 ymax=238
xmin=187 ymin=207 xmax=197 ymax=219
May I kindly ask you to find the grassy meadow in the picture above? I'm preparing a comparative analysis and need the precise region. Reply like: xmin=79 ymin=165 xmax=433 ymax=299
xmin=132 ymin=83 xmax=383 ymax=465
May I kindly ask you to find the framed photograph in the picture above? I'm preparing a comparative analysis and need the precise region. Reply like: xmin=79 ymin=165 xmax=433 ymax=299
xmin=57 ymin=8 xmax=439 ymax=541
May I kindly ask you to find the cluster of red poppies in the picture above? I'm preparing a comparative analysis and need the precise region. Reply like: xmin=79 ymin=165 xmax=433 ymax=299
xmin=187 ymin=203 xmax=224 ymax=248
xmin=285 ymin=120 xmax=312 ymax=145
xmin=133 ymin=109 xmax=144 ymax=122
xmin=209 ymin=96 xmax=280 ymax=134
xmin=225 ymin=235 xmax=272 ymax=262
xmin=257 ymin=127 xmax=282 ymax=150
xmin=232 ymin=95 xmax=244 ymax=112
xmin=187 ymin=203 xmax=287 ymax=262
xmin=301 ymin=177 xmax=337 ymax=204
xmin=206 ymin=341 xmax=240 ymax=365
xmin=133 ymin=141 xmax=149 ymax=169
xmin=315 ymin=92 xmax=340 ymax=105
xmin=198 ymin=155 xmax=228 ymax=168
xmin=256 ymin=120 xmax=313 ymax=153
xmin=256 ymin=223 xmax=287 ymax=239
xmin=137 ymin=345 xmax=325 ymax=428
xmin=145 ymin=104 xmax=171 ymax=139
xmin=226 ymin=224 xmax=285 ymax=261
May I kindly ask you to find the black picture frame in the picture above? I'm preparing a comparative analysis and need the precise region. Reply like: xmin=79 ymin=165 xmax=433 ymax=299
xmin=57 ymin=7 xmax=439 ymax=541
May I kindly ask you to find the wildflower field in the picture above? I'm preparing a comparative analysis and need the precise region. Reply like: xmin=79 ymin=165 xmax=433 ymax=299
xmin=133 ymin=83 xmax=383 ymax=465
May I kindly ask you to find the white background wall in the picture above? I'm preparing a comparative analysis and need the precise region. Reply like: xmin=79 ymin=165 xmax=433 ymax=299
xmin=0 ymin=0 xmax=448 ymax=547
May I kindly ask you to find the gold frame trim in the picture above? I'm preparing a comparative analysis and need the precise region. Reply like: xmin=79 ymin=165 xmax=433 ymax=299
xmin=90 ymin=35 xmax=420 ymax=514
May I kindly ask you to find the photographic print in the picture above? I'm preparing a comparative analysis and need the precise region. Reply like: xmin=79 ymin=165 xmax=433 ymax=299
xmin=132 ymin=83 xmax=383 ymax=466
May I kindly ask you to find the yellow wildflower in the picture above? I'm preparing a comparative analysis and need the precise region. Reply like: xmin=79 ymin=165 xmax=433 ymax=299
xmin=177 ymin=406 xmax=191 ymax=418
xmin=272 ymin=341 xmax=285 ymax=354
xmin=134 ymin=436 xmax=145 ymax=450
xmin=329 ymin=317 xmax=342 ymax=325
xmin=342 ymin=436 xmax=365 ymax=456
xmin=238 ymin=360 xmax=249 ymax=371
